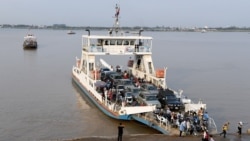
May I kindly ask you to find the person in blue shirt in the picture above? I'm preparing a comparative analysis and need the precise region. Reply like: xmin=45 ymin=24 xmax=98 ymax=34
xmin=203 ymin=111 xmax=209 ymax=121
xmin=203 ymin=111 xmax=209 ymax=127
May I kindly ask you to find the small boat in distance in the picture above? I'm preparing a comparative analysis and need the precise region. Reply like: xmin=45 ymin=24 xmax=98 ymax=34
xmin=23 ymin=34 xmax=37 ymax=49
xmin=67 ymin=30 xmax=76 ymax=35
xmin=201 ymin=29 xmax=207 ymax=33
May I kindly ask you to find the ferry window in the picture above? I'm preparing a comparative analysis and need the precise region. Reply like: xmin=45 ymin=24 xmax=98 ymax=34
xmin=117 ymin=40 xmax=122 ymax=45
xmin=89 ymin=63 xmax=94 ymax=71
xmin=104 ymin=40 xmax=109 ymax=45
xmin=124 ymin=40 xmax=129 ymax=45
xmin=97 ymin=39 xmax=102 ymax=46
xmin=130 ymin=40 xmax=135 ymax=45
xmin=110 ymin=40 xmax=116 ymax=45
xmin=139 ymin=41 xmax=143 ymax=46
xmin=144 ymin=39 xmax=151 ymax=46
xmin=90 ymin=39 xmax=97 ymax=46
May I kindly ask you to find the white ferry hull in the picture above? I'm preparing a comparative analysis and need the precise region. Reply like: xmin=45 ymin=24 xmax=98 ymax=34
xmin=72 ymin=69 xmax=131 ymax=120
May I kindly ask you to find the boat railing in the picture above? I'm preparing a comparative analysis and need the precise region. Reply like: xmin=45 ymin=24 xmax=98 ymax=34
xmin=133 ymin=112 xmax=171 ymax=132
xmin=136 ymin=45 xmax=151 ymax=52
xmin=144 ymin=74 xmax=166 ymax=89
xmin=104 ymin=98 xmax=125 ymax=114
xmin=155 ymin=114 xmax=171 ymax=130
xmin=207 ymin=117 xmax=218 ymax=134
xmin=90 ymin=45 xmax=103 ymax=52
xmin=83 ymin=44 xmax=152 ymax=54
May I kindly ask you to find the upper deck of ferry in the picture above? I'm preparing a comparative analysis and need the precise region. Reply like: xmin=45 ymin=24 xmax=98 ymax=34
xmin=82 ymin=34 xmax=153 ymax=55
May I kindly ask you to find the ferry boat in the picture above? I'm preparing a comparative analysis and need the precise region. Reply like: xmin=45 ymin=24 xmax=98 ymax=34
xmin=23 ymin=34 xmax=37 ymax=49
xmin=67 ymin=30 xmax=76 ymax=35
xmin=72 ymin=4 xmax=217 ymax=135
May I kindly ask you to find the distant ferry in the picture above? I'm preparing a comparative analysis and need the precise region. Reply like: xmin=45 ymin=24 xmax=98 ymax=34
xmin=72 ymin=4 xmax=217 ymax=135
xmin=67 ymin=30 xmax=76 ymax=35
xmin=201 ymin=29 xmax=207 ymax=33
xmin=23 ymin=34 xmax=37 ymax=49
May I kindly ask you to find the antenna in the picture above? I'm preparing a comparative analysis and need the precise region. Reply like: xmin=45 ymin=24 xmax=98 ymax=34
xmin=111 ymin=4 xmax=121 ymax=35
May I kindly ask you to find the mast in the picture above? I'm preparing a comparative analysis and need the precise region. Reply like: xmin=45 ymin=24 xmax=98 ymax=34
xmin=110 ymin=4 xmax=121 ymax=35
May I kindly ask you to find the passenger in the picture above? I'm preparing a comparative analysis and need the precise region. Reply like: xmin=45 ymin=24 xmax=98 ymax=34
xmin=219 ymin=122 xmax=230 ymax=138
xmin=193 ymin=112 xmax=200 ymax=125
xmin=104 ymin=88 xmax=108 ymax=101
xmin=170 ymin=112 xmax=175 ymax=126
xmin=165 ymin=107 xmax=171 ymax=121
xmin=177 ymin=111 xmax=184 ymax=124
xmin=203 ymin=111 xmax=209 ymax=127
xmin=116 ymin=65 xmax=121 ymax=73
xmin=135 ymin=81 xmax=140 ymax=87
xmin=189 ymin=124 xmax=195 ymax=135
xmin=198 ymin=107 xmax=204 ymax=124
xmin=179 ymin=120 xmax=186 ymax=137
xmin=102 ymin=88 xmax=106 ymax=102
xmin=186 ymin=119 xmax=191 ymax=134
xmin=141 ymin=78 xmax=145 ymax=83
xmin=108 ymin=89 xmax=113 ymax=100
xmin=237 ymin=121 xmax=243 ymax=136
xmin=123 ymin=70 xmax=128 ymax=79
xmin=209 ymin=135 xmax=215 ymax=141
xmin=203 ymin=111 xmax=209 ymax=121
xmin=117 ymin=123 xmax=124 ymax=141
xmin=106 ymin=79 xmax=111 ymax=90
xmin=202 ymin=130 xmax=209 ymax=141
xmin=110 ymin=66 xmax=114 ymax=71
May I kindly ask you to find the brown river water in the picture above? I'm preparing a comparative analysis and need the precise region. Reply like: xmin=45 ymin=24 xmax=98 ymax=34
xmin=0 ymin=29 xmax=249 ymax=141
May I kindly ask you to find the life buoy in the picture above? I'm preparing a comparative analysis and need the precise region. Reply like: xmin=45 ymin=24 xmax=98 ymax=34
xmin=119 ymin=110 xmax=126 ymax=115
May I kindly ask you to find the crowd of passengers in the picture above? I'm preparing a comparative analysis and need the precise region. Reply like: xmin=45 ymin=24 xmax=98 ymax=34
xmin=98 ymin=66 xmax=211 ymax=134
xmin=155 ymin=106 xmax=210 ymax=135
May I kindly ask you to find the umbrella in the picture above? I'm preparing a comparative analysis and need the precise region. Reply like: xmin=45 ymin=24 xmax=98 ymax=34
xmin=94 ymin=81 xmax=106 ymax=87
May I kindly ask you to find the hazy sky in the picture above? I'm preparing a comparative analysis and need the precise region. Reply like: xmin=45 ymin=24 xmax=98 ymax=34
xmin=1 ymin=0 xmax=250 ymax=27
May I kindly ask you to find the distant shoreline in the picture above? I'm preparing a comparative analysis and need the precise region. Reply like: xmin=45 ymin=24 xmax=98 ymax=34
xmin=1 ymin=24 xmax=250 ymax=32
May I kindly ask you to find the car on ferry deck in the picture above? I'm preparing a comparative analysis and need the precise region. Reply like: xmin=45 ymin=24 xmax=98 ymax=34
xmin=137 ymin=91 xmax=161 ymax=109
xmin=100 ymin=71 xmax=117 ymax=81
xmin=117 ymin=79 xmax=135 ymax=88
xmin=126 ymin=86 xmax=140 ymax=98
xmin=99 ymin=67 xmax=110 ymax=73
xmin=157 ymin=89 xmax=184 ymax=111
xmin=109 ymin=73 xmax=123 ymax=87
xmin=140 ymin=83 xmax=158 ymax=94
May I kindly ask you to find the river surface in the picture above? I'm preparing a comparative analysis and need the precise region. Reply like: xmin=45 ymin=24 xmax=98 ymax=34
xmin=0 ymin=29 xmax=249 ymax=141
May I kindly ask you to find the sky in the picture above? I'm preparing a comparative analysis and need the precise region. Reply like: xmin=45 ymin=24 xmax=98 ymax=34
xmin=1 ymin=0 xmax=250 ymax=28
